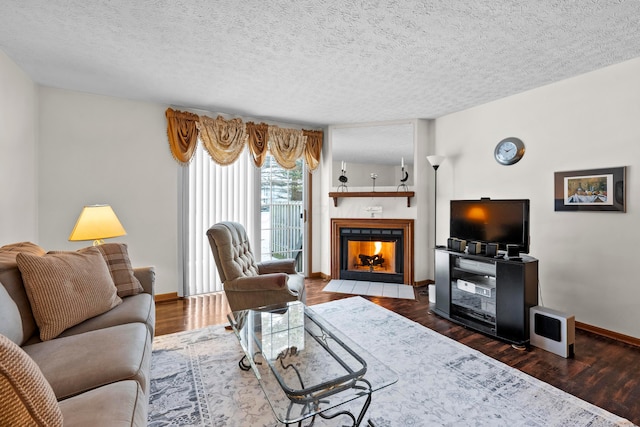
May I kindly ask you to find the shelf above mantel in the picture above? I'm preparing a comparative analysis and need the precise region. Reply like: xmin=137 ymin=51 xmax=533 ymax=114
xmin=329 ymin=191 xmax=415 ymax=207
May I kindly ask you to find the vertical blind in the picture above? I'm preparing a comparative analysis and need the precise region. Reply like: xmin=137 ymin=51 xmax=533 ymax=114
xmin=184 ymin=144 xmax=258 ymax=296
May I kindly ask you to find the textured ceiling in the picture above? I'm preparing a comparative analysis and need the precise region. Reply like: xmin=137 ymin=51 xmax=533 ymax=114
xmin=1 ymin=1 xmax=640 ymax=128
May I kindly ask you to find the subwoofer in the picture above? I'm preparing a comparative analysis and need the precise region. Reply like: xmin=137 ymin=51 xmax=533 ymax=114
xmin=530 ymin=306 xmax=575 ymax=358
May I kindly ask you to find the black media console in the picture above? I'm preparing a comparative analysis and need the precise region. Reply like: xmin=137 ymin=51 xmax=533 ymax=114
xmin=433 ymin=248 xmax=539 ymax=346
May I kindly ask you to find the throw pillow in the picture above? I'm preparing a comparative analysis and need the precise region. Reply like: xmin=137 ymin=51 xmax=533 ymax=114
xmin=16 ymin=248 xmax=122 ymax=341
xmin=0 ymin=242 xmax=46 ymax=267
xmin=0 ymin=334 xmax=63 ymax=426
xmin=90 ymin=243 xmax=143 ymax=297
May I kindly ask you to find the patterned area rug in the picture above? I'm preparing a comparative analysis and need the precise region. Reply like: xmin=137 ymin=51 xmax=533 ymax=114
xmin=149 ymin=297 xmax=634 ymax=426
xmin=322 ymin=279 xmax=416 ymax=300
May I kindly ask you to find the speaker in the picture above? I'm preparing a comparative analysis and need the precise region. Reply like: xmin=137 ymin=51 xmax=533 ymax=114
xmin=530 ymin=306 xmax=575 ymax=358
xmin=447 ymin=238 xmax=456 ymax=250
xmin=467 ymin=241 xmax=482 ymax=255
xmin=485 ymin=243 xmax=499 ymax=257
xmin=506 ymin=244 xmax=519 ymax=257
xmin=447 ymin=238 xmax=466 ymax=252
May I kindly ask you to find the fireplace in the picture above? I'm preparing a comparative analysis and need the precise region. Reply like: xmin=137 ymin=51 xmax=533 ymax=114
xmin=331 ymin=218 xmax=414 ymax=285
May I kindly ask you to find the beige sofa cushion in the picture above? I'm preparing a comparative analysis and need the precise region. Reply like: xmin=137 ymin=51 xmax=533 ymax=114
xmin=59 ymin=380 xmax=148 ymax=427
xmin=23 ymin=323 xmax=152 ymax=399
xmin=0 ymin=334 xmax=63 ymax=427
xmin=16 ymin=248 xmax=122 ymax=341
xmin=92 ymin=243 xmax=144 ymax=297
xmin=58 ymin=292 xmax=155 ymax=338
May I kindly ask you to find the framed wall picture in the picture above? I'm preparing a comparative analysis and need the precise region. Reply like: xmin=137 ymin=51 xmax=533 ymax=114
xmin=554 ymin=167 xmax=626 ymax=212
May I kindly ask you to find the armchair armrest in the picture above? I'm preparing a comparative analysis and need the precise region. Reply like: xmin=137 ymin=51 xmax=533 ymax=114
xmin=225 ymin=273 xmax=288 ymax=292
xmin=133 ymin=266 xmax=156 ymax=296
xmin=257 ymin=259 xmax=297 ymax=275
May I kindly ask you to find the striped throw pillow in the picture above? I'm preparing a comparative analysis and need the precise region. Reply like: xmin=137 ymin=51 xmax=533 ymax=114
xmin=16 ymin=248 xmax=122 ymax=341
xmin=93 ymin=243 xmax=144 ymax=297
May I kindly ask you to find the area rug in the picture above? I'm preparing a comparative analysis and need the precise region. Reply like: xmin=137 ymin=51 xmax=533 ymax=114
xmin=148 ymin=297 xmax=634 ymax=426
xmin=322 ymin=279 xmax=415 ymax=300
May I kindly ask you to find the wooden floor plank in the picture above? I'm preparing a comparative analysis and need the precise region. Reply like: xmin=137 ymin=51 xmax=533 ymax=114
xmin=155 ymin=277 xmax=640 ymax=425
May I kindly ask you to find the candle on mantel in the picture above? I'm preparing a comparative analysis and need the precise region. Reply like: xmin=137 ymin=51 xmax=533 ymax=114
xmin=401 ymin=157 xmax=404 ymax=168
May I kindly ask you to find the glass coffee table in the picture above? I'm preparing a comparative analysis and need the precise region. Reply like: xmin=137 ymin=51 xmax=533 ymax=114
xmin=227 ymin=301 xmax=398 ymax=426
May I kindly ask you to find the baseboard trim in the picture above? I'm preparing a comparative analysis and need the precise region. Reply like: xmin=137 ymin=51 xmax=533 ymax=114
xmin=155 ymin=292 xmax=179 ymax=303
xmin=309 ymin=272 xmax=331 ymax=280
xmin=576 ymin=321 xmax=640 ymax=348
xmin=413 ymin=279 xmax=433 ymax=287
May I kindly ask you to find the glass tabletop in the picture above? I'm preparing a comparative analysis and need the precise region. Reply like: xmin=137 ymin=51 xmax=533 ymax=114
xmin=228 ymin=301 xmax=398 ymax=424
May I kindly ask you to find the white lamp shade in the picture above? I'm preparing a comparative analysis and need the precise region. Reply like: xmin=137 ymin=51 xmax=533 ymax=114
xmin=426 ymin=155 xmax=446 ymax=167
xmin=69 ymin=205 xmax=127 ymax=242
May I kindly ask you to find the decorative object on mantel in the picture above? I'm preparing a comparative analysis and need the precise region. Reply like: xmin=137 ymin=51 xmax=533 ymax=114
xmin=554 ymin=166 xmax=626 ymax=212
xmin=397 ymin=157 xmax=409 ymax=192
xmin=337 ymin=161 xmax=348 ymax=192
xmin=370 ymin=173 xmax=378 ymax=191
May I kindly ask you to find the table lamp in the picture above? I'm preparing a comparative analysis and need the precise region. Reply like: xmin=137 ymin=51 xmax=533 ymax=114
xmin=69 ymin=204 xmax=127 ymax=246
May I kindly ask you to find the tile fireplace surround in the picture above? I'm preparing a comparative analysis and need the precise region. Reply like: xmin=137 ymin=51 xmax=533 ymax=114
xmin=331 ymin=218 xmax=415 ymax=285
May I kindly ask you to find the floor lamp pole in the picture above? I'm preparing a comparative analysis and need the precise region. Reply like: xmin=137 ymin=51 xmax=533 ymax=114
xmin=432 ymin=165 xmax=439 ymax=249
xmin=426 ymin=155 xmax=446 ymax=249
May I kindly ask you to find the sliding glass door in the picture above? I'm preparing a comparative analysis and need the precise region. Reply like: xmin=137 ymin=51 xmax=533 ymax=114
xmin=182 ymin=148 xmax=307 ymax=296
xmin=259 ymin=155 xmax=306 ymax=274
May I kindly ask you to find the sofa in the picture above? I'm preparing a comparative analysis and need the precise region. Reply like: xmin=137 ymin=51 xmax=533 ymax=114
xmin=0 ymin=241 xmax=155 ymax=426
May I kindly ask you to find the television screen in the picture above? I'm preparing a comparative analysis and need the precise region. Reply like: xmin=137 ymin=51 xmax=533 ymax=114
xmin=450 ymin=199 xmax=530 ymax=253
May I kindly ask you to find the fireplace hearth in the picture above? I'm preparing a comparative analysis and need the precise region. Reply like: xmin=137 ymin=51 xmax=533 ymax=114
xmin=331 ymin=218 xmax=414 ymax=285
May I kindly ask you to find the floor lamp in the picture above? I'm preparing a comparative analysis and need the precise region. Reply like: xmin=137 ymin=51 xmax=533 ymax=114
xmin=426 ymin=155 xmax=446 ymax=249
xmin=423 ymin=155 xmax=445 ymax=299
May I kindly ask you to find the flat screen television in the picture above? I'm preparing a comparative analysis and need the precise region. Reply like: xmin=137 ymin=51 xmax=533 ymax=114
xmin=450 ymin=199 xmax=530 ymax=254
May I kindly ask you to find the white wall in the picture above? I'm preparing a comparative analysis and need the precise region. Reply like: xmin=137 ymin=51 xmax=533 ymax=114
xmin=434 ymin=57 xmax=640 ymax=338
xmin=0 ymin=50 xmax=38 ymax=243
xmin=37 ymin=88 xmax=179 ymax=295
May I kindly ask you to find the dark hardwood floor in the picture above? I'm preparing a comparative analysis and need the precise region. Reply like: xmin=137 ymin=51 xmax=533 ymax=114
xmin=155 ymin=277 xmax=640 ymax=425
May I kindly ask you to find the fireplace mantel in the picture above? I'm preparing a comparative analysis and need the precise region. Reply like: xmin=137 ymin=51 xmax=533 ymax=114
xmin=328 ymin=191 xmax=415 ymax=207
xmin=331 ymin=218 xmax=414 ymax=285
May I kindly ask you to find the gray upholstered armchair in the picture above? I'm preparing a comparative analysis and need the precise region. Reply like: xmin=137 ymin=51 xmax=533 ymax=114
xmin=206 ymin=221 xmax=306 ymax=312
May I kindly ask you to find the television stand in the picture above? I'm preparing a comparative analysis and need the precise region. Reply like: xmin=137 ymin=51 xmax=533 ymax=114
xmin=433 ymin=248 xmax=538 ymax=346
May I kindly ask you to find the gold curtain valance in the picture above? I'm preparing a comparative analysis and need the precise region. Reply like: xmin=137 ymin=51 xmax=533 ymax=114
xmin=197 ymin=115 xmax=248 ymax=166
xmin=268 ymin=127 xmax=307 ymax=170
xmin=303 ymin=129 xmax=323 ymax=172
xmin=165 ymin=108 xmax=322 ymax=170
xmin=246 ymin=121 xmax=270 ymax=167
xmin=165 ymin=108 xmax=199 ymax=165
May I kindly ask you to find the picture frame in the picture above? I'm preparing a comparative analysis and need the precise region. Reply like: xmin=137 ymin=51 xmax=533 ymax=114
xmin=554 ymin=167 xmax=626 ymax=212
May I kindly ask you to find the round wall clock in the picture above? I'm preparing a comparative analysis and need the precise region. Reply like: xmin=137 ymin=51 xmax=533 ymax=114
xmin=494 ymin=137 xmax=525 ymax=165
